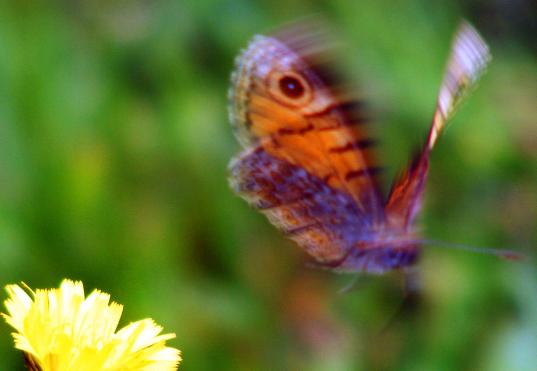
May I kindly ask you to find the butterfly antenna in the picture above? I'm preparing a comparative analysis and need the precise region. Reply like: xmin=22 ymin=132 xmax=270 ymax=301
xmin=419 ymin=239 xmax=527 ymax=261
xmin=427 ymin=21 xmax=491 ymax=151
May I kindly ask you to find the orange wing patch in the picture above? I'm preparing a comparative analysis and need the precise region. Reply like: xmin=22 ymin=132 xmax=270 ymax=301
xmin=229 ymin=29 xmax=382 ymax=216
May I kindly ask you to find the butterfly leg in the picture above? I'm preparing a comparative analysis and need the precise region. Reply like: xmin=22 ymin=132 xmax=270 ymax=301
xmin=337 ymin=274 xmax=366 ymax=295
xmin=401 ymin=266 xmax=421 ymax=296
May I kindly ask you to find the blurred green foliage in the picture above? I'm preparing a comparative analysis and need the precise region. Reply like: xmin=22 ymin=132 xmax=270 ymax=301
xmin=0 ymin=1 xmax=536 ymax=370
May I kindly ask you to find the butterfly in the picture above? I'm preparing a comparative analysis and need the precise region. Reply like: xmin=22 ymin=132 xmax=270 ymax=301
xmin=228 ymin=21 xmax=518 ymax=274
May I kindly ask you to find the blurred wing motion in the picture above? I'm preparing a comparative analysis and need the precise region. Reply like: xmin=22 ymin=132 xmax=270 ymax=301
xmin=428 ymin=22 xmax=491 ymax=150
xmin=385 ymin=22 xmax=491 ymax=227
xmin=229 ymin=21 xmax=501 ymax=273
xmin=228 ymin=23 xmax=383 ymax=266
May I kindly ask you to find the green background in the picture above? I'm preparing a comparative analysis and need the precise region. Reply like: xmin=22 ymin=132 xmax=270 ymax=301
xmin=1 ymin=1 xmax=536 ymax=370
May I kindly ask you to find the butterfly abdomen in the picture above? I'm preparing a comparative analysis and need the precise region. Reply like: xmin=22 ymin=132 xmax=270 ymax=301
xmin=336 ymin=245 xmax=421 ymax=273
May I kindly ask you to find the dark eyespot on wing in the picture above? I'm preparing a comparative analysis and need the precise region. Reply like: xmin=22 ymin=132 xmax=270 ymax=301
xmin=279 ymin=75 xmax=305 ymax=98
xmin=229 ymin=148 xmax=373 ymax=263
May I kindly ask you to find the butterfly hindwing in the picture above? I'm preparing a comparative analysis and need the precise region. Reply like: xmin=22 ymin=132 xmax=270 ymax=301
xmin=230 ymin=147 xmax=368 ymax=265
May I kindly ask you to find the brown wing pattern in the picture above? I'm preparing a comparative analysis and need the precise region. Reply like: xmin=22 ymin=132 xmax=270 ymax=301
xmin=229 ymin=147 xmax=371 ymax=265
xmin=229 ymin=26 xmax=383 ymax=217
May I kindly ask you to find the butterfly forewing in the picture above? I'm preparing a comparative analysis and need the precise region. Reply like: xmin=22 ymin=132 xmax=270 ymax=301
xmin=229 ymin=26 xmax=383 ymax=217
xmin=385 ymin=22 xmax=491 ymax=228
xmin=228 ymin=25 xmax=385 ymax=266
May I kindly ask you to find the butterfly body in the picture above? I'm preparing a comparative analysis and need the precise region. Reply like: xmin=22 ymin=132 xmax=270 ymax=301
xmin=228 ymin=23 xmax=491 ymax=274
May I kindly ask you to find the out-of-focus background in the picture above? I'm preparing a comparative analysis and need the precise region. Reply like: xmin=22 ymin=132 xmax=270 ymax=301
xmin=0 ymin=1 xmax=536 ymax=370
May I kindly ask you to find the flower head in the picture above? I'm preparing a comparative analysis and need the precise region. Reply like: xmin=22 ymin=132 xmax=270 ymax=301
xmin=2 ymin=279 xmax=181 ymax=371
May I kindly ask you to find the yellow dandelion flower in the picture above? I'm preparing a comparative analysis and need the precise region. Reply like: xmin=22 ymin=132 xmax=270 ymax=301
xmin=2 ymin=279 xmax=181 ymax=371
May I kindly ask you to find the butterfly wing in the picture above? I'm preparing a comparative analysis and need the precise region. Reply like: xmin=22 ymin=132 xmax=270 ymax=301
xmin=228 ymin=25 xmax=384 ymax=266
xmin=229 ymin=25 xmax=383 ymax=217
xmin=385 ymin=22 xmax=491 ymax=227
xmin=230 ymin=147 xmax=369 ymax=265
